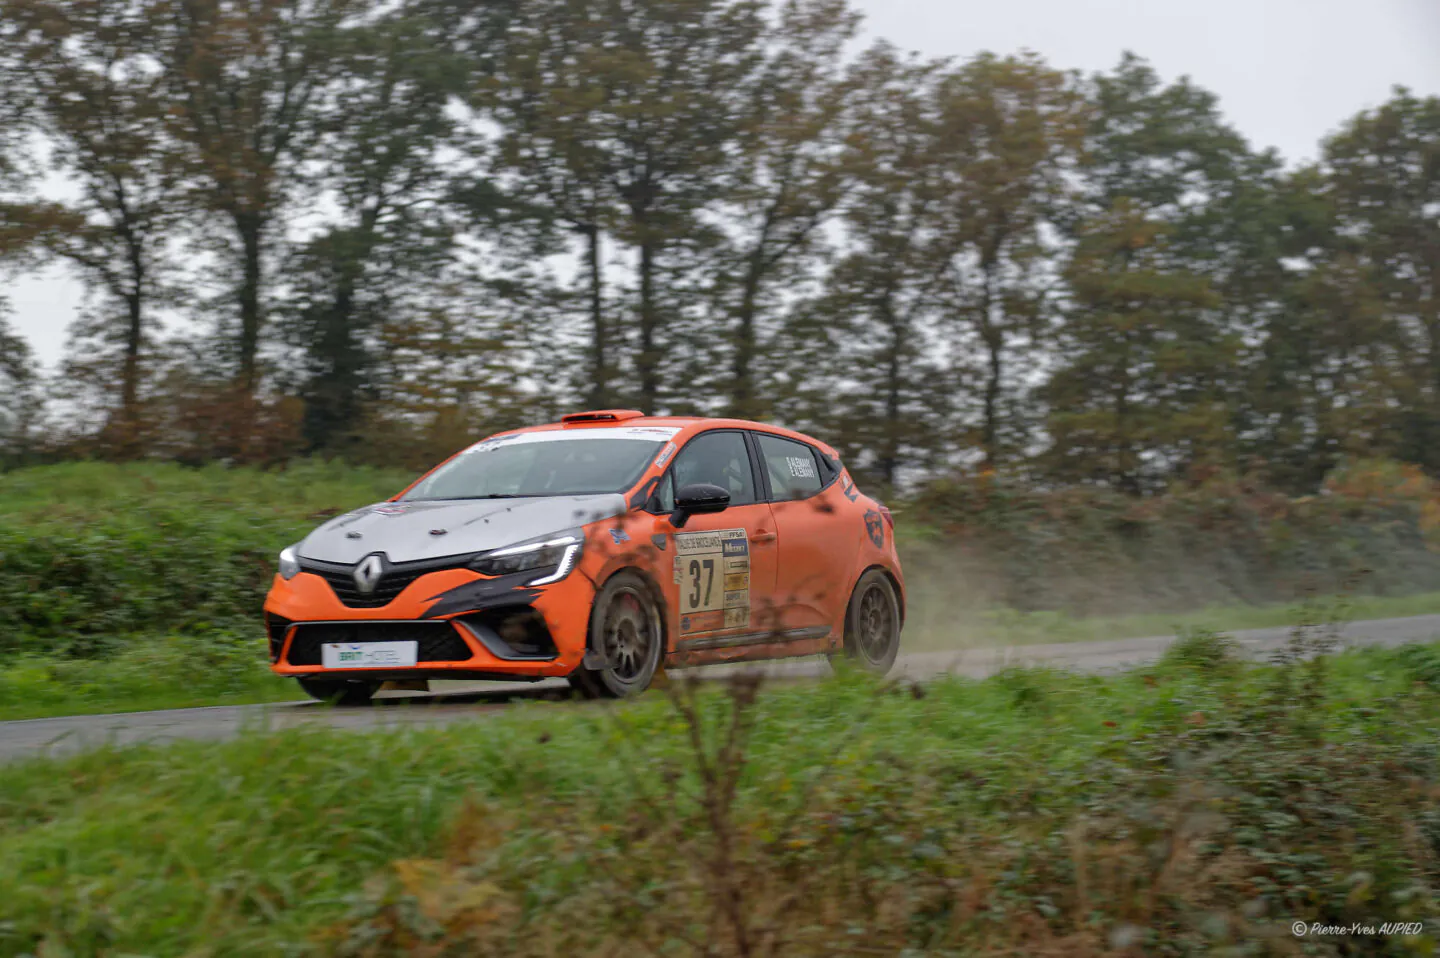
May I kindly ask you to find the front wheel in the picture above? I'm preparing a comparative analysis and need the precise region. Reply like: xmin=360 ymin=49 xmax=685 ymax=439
xmin=568 ymin=571 xmax=664 ymax=698
xmin=296 ymin=677 xmax=379 ymax=705
xmin=831 ymin=569 xmax=902 ymax=676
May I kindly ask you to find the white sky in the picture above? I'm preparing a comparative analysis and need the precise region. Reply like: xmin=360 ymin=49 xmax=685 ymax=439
xmin=6 ymin=0 xmax=1440 ymax=368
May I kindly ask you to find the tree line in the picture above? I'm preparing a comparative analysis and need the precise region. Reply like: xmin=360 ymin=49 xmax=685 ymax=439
xmin=0 ymin=0 xmax=1436 ymax=494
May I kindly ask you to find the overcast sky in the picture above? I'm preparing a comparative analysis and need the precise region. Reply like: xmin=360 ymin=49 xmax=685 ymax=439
xmin=7 ymin=0 xmax=1440 ymax=367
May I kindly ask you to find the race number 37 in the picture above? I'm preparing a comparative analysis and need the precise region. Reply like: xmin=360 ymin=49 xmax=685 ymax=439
xmin=674 ymin=528 xmax=751 ymax=632
xmin=686 ymin=557 xmax=718 ymax=610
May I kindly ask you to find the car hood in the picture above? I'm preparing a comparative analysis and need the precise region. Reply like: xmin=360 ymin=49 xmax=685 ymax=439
xmin=298 ymin=494 xmax=629 ymax=564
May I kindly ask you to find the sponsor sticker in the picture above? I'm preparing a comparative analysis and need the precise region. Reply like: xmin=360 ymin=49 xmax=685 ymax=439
xmin=686 ymin=610 xmax=726 ymax=632
xmin=724 ymin=607 xmax=750 ymax=629
xmin=653 ymin=441 xmax=677 ymax=468
xmin=321 ymin=641 xmax=418 ymax=669
xmin=624 ymin=427 xmax=683 ymax=439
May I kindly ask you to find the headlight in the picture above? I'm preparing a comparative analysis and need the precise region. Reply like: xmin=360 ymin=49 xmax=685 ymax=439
xmin=470 ymin=531 xmax=582 ymax=585
xmin=278 ymin=545 xmax=301 ymax=580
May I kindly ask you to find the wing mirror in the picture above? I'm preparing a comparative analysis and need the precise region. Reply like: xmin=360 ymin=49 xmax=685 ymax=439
xmin=669 ymin=482 xmax=730 ymax=528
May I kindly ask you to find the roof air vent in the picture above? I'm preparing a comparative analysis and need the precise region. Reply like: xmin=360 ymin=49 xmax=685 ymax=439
xmin=559 ymin=409 xmax=646 ymax=426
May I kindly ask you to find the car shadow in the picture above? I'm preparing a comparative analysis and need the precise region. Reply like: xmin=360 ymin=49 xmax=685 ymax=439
xmin=302 ymin=659 xmax=832 ymax=710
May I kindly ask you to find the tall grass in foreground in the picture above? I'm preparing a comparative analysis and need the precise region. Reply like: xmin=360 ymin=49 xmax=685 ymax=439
xmin=3 ymin=638 xmax=1440 ymax=955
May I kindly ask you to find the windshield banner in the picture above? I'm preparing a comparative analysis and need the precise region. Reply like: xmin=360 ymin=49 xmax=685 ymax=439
xmin=466 ymin=426 xmax=682 ymax=454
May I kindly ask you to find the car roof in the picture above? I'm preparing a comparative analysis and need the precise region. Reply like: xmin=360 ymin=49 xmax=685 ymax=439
xmin=497 ymin=411 xmax=839 ymax=458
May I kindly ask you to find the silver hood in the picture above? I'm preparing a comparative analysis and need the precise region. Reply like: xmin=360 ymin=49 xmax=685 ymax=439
xmin=299 ymin=494 xmax=629 ymax=564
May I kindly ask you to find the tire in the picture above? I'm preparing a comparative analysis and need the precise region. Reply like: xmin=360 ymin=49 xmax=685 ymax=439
xmin=568 ymin=570 xmax=665 ymax=698
xmin=296 ymin=677 xmax=379 ymax=705
xmin=832 ymin=569 xmax=902 ymax=676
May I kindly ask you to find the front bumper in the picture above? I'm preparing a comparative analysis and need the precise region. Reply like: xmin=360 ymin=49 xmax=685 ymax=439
xmin=262 ymin=564 xmax=595 ymax=680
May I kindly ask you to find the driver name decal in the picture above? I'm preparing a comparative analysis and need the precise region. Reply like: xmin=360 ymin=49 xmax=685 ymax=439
xmin=675 ymin=528 xmax=751 ymax=633
xmin=786 ymin=455 xmax=817 ymax=479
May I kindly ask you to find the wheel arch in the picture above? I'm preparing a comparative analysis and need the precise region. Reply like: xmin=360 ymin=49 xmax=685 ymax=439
xmin=591 ymin=563 xmax=674 ymax=653
xmin=856 ymin=562 xmax=906 ymax=628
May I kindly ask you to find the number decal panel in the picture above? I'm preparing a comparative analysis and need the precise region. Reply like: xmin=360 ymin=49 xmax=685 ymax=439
xmin=675 ymin=528 xmax=751 ymax=634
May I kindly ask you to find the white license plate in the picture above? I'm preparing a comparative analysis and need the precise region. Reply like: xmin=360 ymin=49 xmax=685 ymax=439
xmin=321 ymin=641 xmax=418 ymax=669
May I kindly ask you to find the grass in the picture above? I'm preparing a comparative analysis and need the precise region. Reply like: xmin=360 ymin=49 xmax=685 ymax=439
xmin=3 ymin=640 xmax=1440 ymax=955
xmin=0 ymin=458 xmax=413 ymax=528
xmin=0 ymin=643 xmax=299 ymax=722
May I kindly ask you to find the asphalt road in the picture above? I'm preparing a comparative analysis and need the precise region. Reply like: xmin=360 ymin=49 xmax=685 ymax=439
xmin=4 ymin=613 xmax=1439 ymax=764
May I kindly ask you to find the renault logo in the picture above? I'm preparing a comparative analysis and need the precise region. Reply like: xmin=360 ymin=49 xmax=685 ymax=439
xmin=353 ymin=554 xmax=385 ymax=595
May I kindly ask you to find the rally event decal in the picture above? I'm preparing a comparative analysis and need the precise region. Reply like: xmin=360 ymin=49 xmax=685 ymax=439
xmin=864 ymin=509 xmax=885 ymax=548
xmin=674 ymin=528 xmax=751 ymax=634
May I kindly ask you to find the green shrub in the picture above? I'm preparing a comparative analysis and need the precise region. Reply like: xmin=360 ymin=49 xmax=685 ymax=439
xmin=7 ymin=457 xmax=1440 ymax=662
xmin=904 ymin=460 xmax=1440 ymax=619
xmin=1391 ymin=643 xmax=1440 ymax=689
xmin=0 ymin=460 xmax=409 ymax=655
xmin=1159 ymin=627 xmax=1239 ymax=675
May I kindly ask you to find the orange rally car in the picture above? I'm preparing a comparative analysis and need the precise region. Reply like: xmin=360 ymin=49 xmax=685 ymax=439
xmin=263 ymin=410 xmax=904 ymax=702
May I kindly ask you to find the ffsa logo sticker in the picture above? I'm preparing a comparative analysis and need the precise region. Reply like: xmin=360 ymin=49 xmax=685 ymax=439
xmin=863 ymin=509 xmax=884 ymax=548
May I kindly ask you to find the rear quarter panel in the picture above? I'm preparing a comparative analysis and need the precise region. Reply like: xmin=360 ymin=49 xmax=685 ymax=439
xmin=836 ymin=469 xmax=906 ymax=626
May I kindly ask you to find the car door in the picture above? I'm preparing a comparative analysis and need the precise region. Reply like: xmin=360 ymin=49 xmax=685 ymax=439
xmin=648 ymin=429 xmax=779 ymax=656
xmin=751 ymin=431 xmax=853 ymax=635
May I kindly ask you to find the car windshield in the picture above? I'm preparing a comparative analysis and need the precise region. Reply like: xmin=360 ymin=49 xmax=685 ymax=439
xmin=402 ymin=427 xmax=678 ymax=500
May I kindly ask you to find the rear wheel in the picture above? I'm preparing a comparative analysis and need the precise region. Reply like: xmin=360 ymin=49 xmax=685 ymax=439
xmin=296 ymin=677 xmax=379 ymax=705
xmin=568 ymin=571 xmax=664 ymax=698
xmin=832 ymin=569 xmax=901 ymax=676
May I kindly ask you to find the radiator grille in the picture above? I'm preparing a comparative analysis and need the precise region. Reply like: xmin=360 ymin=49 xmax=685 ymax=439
xmin=284 ymin=621 xmax=473 ymax=666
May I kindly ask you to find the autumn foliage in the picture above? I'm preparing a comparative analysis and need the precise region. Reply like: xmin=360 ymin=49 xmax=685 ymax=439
xmin=0 ymin=1 xmax=1434 ymax=497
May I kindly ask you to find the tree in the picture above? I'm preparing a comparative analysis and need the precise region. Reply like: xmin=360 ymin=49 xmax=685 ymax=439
xmin=284 ymin=11 xmax=463 ymax=452
xmin=1042 ymin=55 xmax=1259 ymax=491
xmin=360 ymin=269 xmax=571 ymax=468
xmin=2 ymin=0 xmax=181 ymax=455
xmin=928 ymin=52 xmax=1087 ymax=467
xmin=780 ymin=45 xmax=952 ymax=489
xmin=1323 ymin=89 xmax=1440 ymax=472
xmin=0 ymin=305 xmax=39 ymax=463
xmin=155 ymin=0 xmax=354 ymax=409
xmin=489 ymin=0 xmax=769 ymax=413
xmin=484 ymin=0 xmax=626 ymax=408
xmin=1043 ymin=201 xmax=1227 ymax=492
xmin=0 ymin=51 xmax=43 ymax=458
xmin=710 ymin=0 xmax=857 ymax=420
xmin=1224 ymin=166 xmax=1393 ymax=490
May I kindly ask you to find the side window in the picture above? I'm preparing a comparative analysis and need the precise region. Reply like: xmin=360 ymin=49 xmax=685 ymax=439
xmin=756 ymin=434 xmax=823 ymax=501
xmin=671 ymin=431 xmax=757 ymax=506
